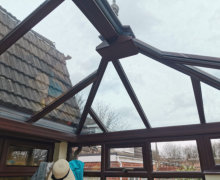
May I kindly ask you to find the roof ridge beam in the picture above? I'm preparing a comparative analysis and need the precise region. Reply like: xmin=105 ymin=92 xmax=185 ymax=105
xmin=134 ymin=38 xmax=220 ymax=90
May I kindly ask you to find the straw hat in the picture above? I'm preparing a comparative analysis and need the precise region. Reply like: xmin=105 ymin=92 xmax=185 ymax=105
xmin=48 ymin=159 xmax=75 ymax=180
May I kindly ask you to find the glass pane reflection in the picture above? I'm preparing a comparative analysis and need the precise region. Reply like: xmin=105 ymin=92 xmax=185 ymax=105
xmin=6 ymin=146 xmax=48 ymax=166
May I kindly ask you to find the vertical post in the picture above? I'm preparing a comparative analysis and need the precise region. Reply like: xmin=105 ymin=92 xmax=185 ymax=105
xmin=101 ymin=144 xmax=107 ymax=180
xmin=53 ymin=142 xmax=68 ymax=161
xmin=197 ymin=136 xmax=215 ymax=171
xmin=143 ymin=141 xmax=153 ymax=180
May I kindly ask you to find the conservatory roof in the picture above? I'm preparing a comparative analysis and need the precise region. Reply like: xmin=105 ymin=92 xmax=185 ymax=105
xmin=0 ymin=0 xmax=219 ymax=141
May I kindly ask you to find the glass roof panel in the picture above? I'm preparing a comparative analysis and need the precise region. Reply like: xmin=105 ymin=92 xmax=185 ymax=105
xmin=92 ymin=62 xmax=146 ymax=132
xmin=35 ymin=85 xmax=92 ymax=133
xmin=0 ymin=0 xmax=45 ymax=40
xmin=201 ymin=83 xmax=220 ymax=123
xmin=121 ymin=54 xmax=200 ymax=127
xmin=0 ymin=0 xmax=103 ymax=133
xmin=81 ymin=114 xmax=103 ymax=135
xmin=106 ymin=0 xmax=220 ymax=57
xmin=195 ymin=67 xmax=220 ymax=79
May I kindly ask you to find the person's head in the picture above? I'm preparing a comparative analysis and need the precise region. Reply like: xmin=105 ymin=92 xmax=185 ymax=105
xmin=48 ymin=159 xmax=75 ymax=180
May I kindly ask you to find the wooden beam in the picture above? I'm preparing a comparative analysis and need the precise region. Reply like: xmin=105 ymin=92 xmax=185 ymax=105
xmin=0 ymin=117 xmax=77 ymax=142
xmin=191 ymin=78 xmax=206 ymax=124
xmin=163 ymin=51 xmax=220 ymax=69
xmin=112 ymin=60 xmax=151 ymax=129
xmin=72 ymin=0 xmax=118 ymax=42
xmin=134 ymin=38 xmax=220 ymax=90
xmin=197 ymin=136 xmax=215 ymax=171
xmin=89 ymin=108 xmax=108 ymax=133
xmin=0 ymin=0 xmax=64 ymax=55
xmin=27 ymin=71 xmax=98 ymax=123
xmin=76 ymin=122 xmax=220 ymax=144
xmin=133 ymin=39 xmax=220 ymax=69
xmin=76 ymin=60 xmax=108 ymax=134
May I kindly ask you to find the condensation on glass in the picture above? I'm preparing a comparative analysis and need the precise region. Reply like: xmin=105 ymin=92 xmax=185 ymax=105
xmin=110 ymin=147 xmax=143 ymax=168
xmin=6 ymin=145 xmax=48 ymax=166
xmin=69 ymin=145 xmax=101 ymax=171
xmin=210 ymin=138 xmax=220 ymax=165
xmin=151 ymin=141 xmax=201 ymax=172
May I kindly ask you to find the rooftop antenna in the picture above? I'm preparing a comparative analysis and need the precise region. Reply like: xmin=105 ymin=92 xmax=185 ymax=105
xmin=111 ymin=0 xmax=119 ymax=16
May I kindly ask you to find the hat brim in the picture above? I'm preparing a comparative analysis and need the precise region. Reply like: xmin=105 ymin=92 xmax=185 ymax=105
xmin=47 ymin=169 xmax=75 ymax=180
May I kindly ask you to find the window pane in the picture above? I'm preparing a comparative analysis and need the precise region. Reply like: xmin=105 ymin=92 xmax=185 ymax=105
xmin=154 ymin=178 xmax=202 ymax=180
xmin=92 ymin=62 xmax=146 ymax=132
xmin=107 ymin=178 xmax=147 ymax=180
xmin=0 ymin=0 xmax=100 ymax=134
xmin=195 ymin=67 xmax=220 ymax=79
xmin=121 ymin=54 xmax=199 ymax=127
xmin=6 ymin=145 xmax=48 ymax=166
xmin=211 ymin=138 xmax=220 ymax=165
xmin=0 ymin=1 xmax=45 ymax=41
xmin=107 ymin=0 xmax=220 ymax=58
xmin=110 ymin=147 xmax=143 ymax=168
xmin=0 ymin=178 xmax=31 ymax=180
xmin=81 ymin=114 xmax=103 ymax=135
xmin=201 ymin=83 xmax=220 ymax=123
xmin=34 ymin=85 xmax=92 ymax=133
xmin=151 ymin=141 xmax=201 ymax=172
xmin=84 ymin=178 xmax=100 ymax=180
xmin=69 ymin=146 xmax=101 ymax=171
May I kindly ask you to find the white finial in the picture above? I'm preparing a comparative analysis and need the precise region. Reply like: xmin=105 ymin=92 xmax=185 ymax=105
xmin=111 ymin=0 xmax=119 ymax=16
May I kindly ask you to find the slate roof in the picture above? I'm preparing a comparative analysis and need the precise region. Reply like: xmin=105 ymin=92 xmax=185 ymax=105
xmin=0 ymin=6 xmax=80 ymax=126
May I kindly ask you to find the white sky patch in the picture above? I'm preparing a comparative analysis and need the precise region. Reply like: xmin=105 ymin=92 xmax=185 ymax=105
xmin=0 ymin=0 xmax=219 ymax=129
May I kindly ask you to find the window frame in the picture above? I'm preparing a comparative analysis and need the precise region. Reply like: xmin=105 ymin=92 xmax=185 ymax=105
xmin=207 ymin=135 xmax=220 ymax=172
xmin=105 ymin=143 xmax=146 ymax=172
xmin=0 ymin=137 xmax=54 ymax=177
xmin=71 ymin=135 xmax=210 ymax=180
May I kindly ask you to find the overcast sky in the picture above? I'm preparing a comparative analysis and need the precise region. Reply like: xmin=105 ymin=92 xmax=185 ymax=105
xmin=0 ymin=0 xmax=219 ymax=131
